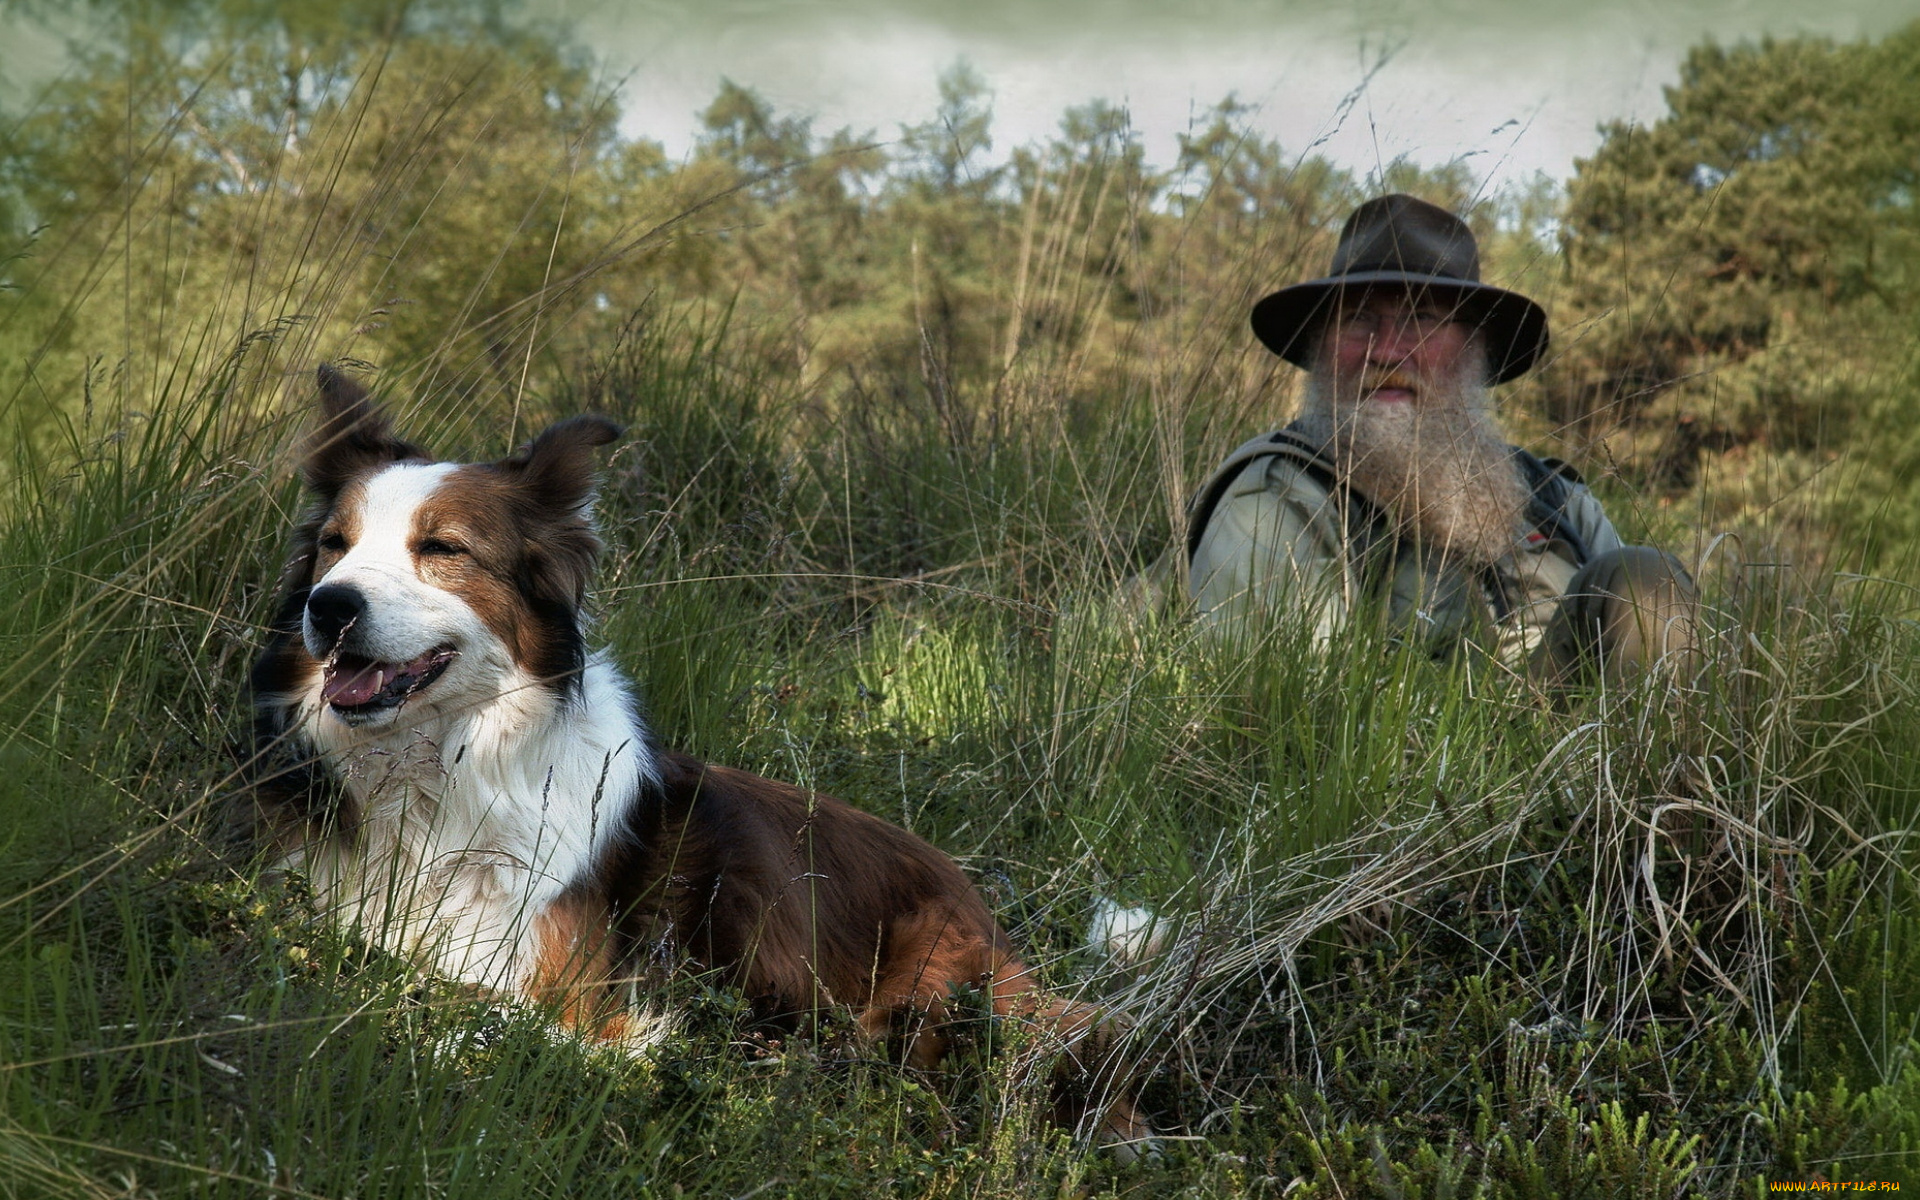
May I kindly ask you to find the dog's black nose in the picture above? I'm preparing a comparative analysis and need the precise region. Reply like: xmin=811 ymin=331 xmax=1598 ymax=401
xmin=306 ymin=584 xmax=367 ymax=649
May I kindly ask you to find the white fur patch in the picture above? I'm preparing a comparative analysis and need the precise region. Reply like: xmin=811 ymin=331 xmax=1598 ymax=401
xmin=302 ymin=462 xmax=472 ymax=665
xmin=288 ymin=652 xmax=655 ymax=992
xmin=1086 ymin=898 xmax=1166 ymax=966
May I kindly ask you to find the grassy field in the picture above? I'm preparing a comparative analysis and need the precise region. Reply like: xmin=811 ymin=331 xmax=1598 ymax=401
xmin=2 ymin=18 xmax=1919 ymax=1192
xmin=1 ymin=307 xmax=1917 ymax=1199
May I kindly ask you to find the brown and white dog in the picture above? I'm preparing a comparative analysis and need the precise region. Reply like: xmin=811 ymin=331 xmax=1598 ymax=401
xmin=248 ymin=365 xmax=1146 ymax=1148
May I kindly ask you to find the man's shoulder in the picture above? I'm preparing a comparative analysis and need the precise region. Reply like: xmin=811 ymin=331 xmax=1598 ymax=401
xmin=1186 ymin=428 xmax=1341 ymax=560
xmin=1207 ymin=427 xmax=1339 ymax=494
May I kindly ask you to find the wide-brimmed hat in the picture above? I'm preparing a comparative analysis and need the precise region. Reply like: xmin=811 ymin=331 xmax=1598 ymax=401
xmin=1250 ymin=194 xmax=1548 ymax=383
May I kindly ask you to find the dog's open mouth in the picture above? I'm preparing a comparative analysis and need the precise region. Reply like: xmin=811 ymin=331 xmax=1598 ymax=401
xmin=322 ymin=646 xmax=457 ymax=714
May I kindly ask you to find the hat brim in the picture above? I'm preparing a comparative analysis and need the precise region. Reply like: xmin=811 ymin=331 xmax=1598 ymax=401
xmin=1250 ymin=272 xmax=1549 ymax=384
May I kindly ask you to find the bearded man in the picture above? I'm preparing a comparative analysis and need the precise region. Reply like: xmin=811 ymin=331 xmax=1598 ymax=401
xmin=1187 ymin=194 xmax=1696 ymax=680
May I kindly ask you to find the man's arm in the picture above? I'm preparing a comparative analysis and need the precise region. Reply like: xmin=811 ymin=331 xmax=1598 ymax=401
xmin=1188 ymin=456 xmax=1354 ymax=637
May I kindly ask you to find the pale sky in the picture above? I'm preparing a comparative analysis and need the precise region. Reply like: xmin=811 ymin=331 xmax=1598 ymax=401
xmin=2 ymin=1 xmax=1913 ymax=195
xmin=546 ymin=0 xmax=1917 ymax=193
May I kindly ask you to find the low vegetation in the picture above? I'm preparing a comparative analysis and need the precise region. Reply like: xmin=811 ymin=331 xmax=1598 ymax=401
xmin=2 ymin=3 xmax=1916 ymax=1196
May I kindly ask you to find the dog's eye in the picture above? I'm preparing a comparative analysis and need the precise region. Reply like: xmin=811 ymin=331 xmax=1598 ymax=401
xmin=418 ymin=538 xmax=467 ymax=558
xmin=318 ymin=532 xmax=348 ymax=553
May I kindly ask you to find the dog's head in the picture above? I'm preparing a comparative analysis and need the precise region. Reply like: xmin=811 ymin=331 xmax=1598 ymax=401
xmin=278 ymin=365 xmax=621 ymax=729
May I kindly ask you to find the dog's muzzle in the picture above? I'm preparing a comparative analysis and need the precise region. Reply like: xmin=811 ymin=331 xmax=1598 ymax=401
xmin=304 ymin=583 xmax=455 ymax=719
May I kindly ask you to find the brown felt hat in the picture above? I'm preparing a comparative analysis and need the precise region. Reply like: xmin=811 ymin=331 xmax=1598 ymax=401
xmin=1250 ymin=193 xmax=1549 ymax=383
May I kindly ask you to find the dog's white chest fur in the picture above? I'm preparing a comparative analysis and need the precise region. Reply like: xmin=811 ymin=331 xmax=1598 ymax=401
xmin=288 ymin=657 xmax=651 ymax=991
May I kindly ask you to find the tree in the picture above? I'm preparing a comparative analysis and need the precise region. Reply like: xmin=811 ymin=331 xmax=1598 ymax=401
xmin=0 ymin=0 xmax=652 ymax=442
xmin=1549 ymin=22 xmax=1920 ymax=525
xmin=897 ymin=59 xmax=995 ymax=197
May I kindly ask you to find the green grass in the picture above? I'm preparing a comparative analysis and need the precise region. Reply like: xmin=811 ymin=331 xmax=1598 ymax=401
xmin=1 ymin=310 xmax=1917 ymax=1198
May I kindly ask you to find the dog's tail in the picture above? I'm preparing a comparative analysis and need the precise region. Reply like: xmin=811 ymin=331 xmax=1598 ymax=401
xmin=861 ymin=903 xmax=1155 ymax=1156
xmin=989 ymin=972 xmax=1154 ymax=1161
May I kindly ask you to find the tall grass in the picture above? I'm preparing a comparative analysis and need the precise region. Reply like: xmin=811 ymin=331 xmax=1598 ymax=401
xmin=7 ymin=319 xmax=1920 ymax=1199
xmin=4 ymin=31 xmax=1920 ymax=1200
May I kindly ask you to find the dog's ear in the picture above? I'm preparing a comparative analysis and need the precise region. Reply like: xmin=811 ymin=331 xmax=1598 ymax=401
xmin=497 ymin=417 xmax=622 ymax=610
xmin=500 ymin=415 xmax=623 ymax=515
xmin=302 ymin=364 xmax=425 ymax=496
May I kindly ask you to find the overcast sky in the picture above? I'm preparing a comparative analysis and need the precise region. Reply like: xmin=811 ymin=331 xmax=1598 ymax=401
xmin=543 ymin=0 xmax=1916 ymax=193
xmin=2 ymin=1 xmax=1912 ymax=196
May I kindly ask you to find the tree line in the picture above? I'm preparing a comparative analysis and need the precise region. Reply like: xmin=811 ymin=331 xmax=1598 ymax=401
xmin=3 ymin=1 xmax=1915 ymax=571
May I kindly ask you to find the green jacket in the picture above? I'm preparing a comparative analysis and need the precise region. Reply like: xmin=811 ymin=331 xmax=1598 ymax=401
xmin=1186 ymin=428 xmax=1624 ymax=663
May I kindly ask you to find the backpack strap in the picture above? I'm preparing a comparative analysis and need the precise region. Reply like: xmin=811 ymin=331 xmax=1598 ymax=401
xmin=1509 ymin=449 xmax=1592 ymax=567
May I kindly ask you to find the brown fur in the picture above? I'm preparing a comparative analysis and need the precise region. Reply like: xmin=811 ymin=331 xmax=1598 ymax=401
xmin=525 ymin=890 xmax=635 ymax=1037
xmin=590 ymin=751 xmax=1149 ymax=1144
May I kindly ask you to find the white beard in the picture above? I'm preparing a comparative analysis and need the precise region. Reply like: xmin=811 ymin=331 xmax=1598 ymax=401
xmin=1292 ymin=350 xmax=1530 ymax=568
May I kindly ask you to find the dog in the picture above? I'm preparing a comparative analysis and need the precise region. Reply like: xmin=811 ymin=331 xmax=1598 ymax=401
xmin=248 ymin=365 xmax=1148 ymax=1150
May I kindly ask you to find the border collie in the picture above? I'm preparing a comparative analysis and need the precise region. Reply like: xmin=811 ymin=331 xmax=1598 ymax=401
xmin=248 ymin=365 xmax=1146 ymax=1148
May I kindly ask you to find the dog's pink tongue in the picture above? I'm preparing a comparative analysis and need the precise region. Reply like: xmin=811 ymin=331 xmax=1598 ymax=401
xmin=323 ymin=662 xmax=392 ymax=707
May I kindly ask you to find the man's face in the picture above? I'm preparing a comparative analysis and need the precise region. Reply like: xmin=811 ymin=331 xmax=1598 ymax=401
xmin=1296 ymin=285 xmax=1525 ymax=564
xmin=1317 ymin=288 xmax=1479 ymax=408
